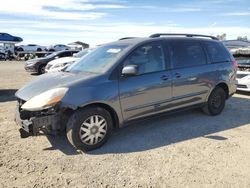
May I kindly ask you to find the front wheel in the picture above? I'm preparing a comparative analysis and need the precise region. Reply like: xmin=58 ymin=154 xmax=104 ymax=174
xmin=202 ymin=87 xmax=226 ymax=116
xmin=66 ymin=107 xmax=113 ymax=151
xmin=38 ymin=65 xmax=46 ymax=74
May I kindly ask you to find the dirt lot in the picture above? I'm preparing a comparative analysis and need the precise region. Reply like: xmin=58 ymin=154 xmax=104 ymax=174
xmin=0 ymin=61 xmax=250 ymax=187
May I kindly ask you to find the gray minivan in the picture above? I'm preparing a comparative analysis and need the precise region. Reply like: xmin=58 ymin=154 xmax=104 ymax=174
xmin=15 ymin=34 xmax=237 ymax=151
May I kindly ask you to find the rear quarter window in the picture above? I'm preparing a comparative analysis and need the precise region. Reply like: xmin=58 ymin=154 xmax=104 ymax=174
xmin=204 ymin=41 xmax=231 ymax=63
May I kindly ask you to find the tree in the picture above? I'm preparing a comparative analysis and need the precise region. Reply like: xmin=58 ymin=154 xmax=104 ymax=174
xmin=216 ymin=33 xmax=227 ymax=40
xmin=237 ymin=36 xmax=248 ymax=41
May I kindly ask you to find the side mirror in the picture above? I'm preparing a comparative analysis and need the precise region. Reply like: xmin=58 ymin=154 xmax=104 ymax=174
xmin=122 ymin=65 xmax=138 ymax=76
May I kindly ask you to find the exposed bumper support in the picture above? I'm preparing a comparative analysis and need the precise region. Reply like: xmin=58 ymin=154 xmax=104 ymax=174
xmin=15 ymin=105 xmax=61 ymax=137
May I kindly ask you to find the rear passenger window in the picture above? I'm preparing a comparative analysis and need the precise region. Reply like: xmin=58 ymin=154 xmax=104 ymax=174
xmin=204 ymin=41 xmax=230 ymax=63
xmin=171 ymin=41 xmax=206 ymax=68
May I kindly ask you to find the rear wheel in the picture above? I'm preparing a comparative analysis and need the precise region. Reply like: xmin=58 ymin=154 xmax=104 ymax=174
xmin=202 ymin=87 xmax=226 ymax=116
xmin=66 ymin=107 xmax=113 ymax=151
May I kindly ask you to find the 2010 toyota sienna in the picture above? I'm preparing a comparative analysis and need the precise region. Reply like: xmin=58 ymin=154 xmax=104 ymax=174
xmin=15 ymin=33 xmax=237 ymax=151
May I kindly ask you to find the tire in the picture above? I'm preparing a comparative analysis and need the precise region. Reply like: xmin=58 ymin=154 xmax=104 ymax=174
xmin=202 ymin=87 xmax=226 ymax=116
xmin=37 ymin=48 xmax=42 ymax=52
xmin=38 ymin=65 xmax=46 ymax=74
xmin=49 ymin=49 xmax=55 ymax=52
xmin=66 ymin=107 xmax=113 ymax=151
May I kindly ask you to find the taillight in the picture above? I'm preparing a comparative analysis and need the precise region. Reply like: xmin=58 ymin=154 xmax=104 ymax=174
xmin=232 ymin=60 xmax=238 ymax=69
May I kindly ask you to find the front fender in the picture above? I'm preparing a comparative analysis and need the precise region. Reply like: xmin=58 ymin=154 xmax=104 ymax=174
xmin=61 ymin=80 xmax=124 ymax=124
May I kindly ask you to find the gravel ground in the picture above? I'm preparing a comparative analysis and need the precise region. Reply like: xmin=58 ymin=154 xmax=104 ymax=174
xmin=0 ymin=61 xmax=250 ymax=188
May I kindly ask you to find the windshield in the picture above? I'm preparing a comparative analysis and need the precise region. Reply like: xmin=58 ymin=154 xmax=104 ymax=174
xmin=67 ymin=44 xmax=129 ymax=73
xmin=74 ymin=49 xmax=92 ymax=58
xmin=235 ymin=56 xmax=250 ymax=65
xmin=45 ymin=52 xmax=59 ymax=58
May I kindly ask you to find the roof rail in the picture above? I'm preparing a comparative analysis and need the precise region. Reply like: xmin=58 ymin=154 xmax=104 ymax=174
xmin=149 ymin=33 xmax=218 ymax=40
xmin=119 ymin=37 xmax=137 ymax=40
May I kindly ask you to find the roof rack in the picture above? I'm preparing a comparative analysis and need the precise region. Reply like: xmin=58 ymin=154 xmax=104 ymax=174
xmin=119 ymin=37 xmax=137 ymax=40
xmin=149 ymin=33 xmax=218 ymax=40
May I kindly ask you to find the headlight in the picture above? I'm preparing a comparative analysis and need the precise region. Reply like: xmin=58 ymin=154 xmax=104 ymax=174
xmin=21 ymin=87 xmax=68 ymax=111
xmin=26 ymin=61 xmax=36 ymax=66
xmin=53 ymin=63 xmax=67 ymax=69
xmin=54 ymin=62 xmax=74 ymax=69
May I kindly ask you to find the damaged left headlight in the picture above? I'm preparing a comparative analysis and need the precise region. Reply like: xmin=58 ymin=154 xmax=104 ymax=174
xmin=21 ymin=87 xmax=68 ymax=111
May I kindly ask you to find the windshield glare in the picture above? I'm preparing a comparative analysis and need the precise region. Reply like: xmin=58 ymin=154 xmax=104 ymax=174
xmin=67 ymin=44 xmax=129 ymax=73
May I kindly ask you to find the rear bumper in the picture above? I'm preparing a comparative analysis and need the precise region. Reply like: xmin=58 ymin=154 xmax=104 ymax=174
xmin=15 ymin=104 xmax=61 ymax=138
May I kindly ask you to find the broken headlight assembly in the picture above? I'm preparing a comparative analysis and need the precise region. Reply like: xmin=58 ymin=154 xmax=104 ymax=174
xmin=21 ymin=87 xmax=68 ymax=111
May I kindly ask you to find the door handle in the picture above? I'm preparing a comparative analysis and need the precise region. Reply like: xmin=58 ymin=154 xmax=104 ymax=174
xmin=160 ymin=75 xmax=169 ymax=81
xmin=175 ymin=72 xmax=181 ymax=78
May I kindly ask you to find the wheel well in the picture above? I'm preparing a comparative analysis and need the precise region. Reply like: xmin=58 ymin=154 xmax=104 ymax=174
xmin=216 ymin=83 xmax=229 ymax=99
xmin=78 ymin=103 xmax=119 ymax=130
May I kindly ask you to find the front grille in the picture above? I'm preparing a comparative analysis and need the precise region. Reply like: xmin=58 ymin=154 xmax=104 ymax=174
xmin=237 ymin=84 xmax=248 ymax=89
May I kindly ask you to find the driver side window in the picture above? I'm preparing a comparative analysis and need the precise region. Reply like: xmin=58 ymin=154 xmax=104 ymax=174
xmin=124 ymin=42 xmax=165 ymax=75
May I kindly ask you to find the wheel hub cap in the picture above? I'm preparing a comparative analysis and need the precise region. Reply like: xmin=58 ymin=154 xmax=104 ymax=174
xmin=90 ymin=126 xmax=99 ymax=135
xmin=79 ymin=115 xmax=107 ymax=145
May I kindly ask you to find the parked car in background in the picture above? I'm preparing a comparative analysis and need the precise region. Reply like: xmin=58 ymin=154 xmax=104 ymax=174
xmin=16 ymin=44 xmax=47 ymax=52
xmin=45 ymin=48 xmax=93 ymax=73
xmin=235 ymin=56 xmax=250 ymax=92
xmin=0 ymin=46 xmax=5 ymax=60
xmin=223 ymin=40 xmax=250 ymax=49
xmin=0 ymin=45 xmax=4 ymax=52
xmin=0 ymin=53 xmax=5 ymax=60
xmin=24 ymin=50 xmax=79 ymax=74
xmin=15 ymin=33 xmax=237 ymax=151
xmin=0 ymin=33 xmax=23 ymax=43
xmin=47 ymin=44 xmax=70 ymax=52
xmin=230 ymin=47 xmax=250 ymax=56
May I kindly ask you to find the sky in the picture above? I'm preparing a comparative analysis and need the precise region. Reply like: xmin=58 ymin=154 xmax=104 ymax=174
xmin=0 ymin=0 xmax=250 ymax=46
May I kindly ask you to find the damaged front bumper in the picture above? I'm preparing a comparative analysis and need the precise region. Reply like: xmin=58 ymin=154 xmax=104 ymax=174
xmin=15 ymin=99 xmax=62 ymax=138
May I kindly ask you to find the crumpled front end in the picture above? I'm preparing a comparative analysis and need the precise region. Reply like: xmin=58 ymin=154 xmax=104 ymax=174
xmin=15 ymin=98 xmax=63 ymax=138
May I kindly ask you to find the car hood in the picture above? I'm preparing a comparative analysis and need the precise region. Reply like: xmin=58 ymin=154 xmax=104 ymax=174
xmin=47 ymin=57 xmax=77 ymax=66
xmin=15 ymin=71 xmax=97 ymax=101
